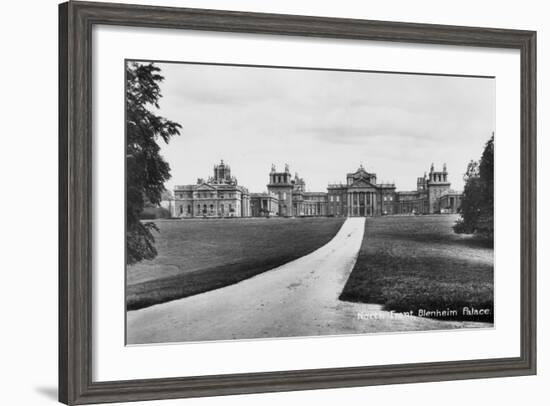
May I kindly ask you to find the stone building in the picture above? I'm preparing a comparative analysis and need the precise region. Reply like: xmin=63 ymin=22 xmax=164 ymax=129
xmin=169 ymin=160 xmax=461 ymax=218
xmin=250 ymin=192 xmax=279 ymax=217
xmin=172 ymin=160 xmax=250 ymax=218
xmin=392 ymin=163 xmax=460 ymax=215
xmin=327 ymin=165 xmax=397 ymax=217
xmin=438 ymin=191 xmax=463 ymax=214
xmin=326 ymin=163 xmax=461 ymax=216
xmin=266 ymin=165 xmax=328 ymax=217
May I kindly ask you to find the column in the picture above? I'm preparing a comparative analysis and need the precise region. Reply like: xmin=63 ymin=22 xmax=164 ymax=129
xmin=363 ymin=192 xmax=367 ymax=217
xmin=368 ymin=192 xmax=372 ymax=216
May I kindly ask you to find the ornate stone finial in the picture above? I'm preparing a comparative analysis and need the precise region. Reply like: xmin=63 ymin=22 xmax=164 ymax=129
xmin=271 ymin=163 xmax=276 ymax=172
xmin=220 ymin=159 xmax=224 ymax=165
xmin=430 ymin=163 xmax=435 ymax=172
xmin=443 ymin=163 xmax=447 ymax=172
xmin=285 ymin=163 xmax=290 ymax=172
xmin=359 ymin=163 xmax=364 ymax=170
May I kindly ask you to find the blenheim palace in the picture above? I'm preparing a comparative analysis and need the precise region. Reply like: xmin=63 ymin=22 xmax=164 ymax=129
xmin=170 ymin=160 xmax=462 ymax=218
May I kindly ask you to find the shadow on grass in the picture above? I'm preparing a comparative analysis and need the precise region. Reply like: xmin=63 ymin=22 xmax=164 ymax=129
xmin=127 ymin=256 xmax=298 ymax=310
xmin=389 ymin=231 xmax=494 ymax=249
xmin=127 ymin=217 xmax=345 ymax=310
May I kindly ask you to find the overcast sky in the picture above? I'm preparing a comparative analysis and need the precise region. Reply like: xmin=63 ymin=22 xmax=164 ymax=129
xmin=145 ymin=61 xmax=495 ymax=193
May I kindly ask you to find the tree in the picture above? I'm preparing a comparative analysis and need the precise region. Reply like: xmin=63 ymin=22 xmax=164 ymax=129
xmin=453 ymin=134 xmax=494 ymax=241
xmin=126 ymin=62 xmax=182 ymax=265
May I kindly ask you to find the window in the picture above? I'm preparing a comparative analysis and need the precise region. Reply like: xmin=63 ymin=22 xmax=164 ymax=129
xmin=336 ymin=195 xmax=340 ymax=202
xmin=283 ymin=192 xmax=287 ymax=200
xmin=179 ymin=206 xmax=183 ymax=214
xmin=187 ymin=205 xmax=191 ymax=214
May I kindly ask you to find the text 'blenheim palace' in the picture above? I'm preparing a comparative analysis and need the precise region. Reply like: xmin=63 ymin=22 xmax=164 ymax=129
xmin=170 ymin=160 xmax=463 ymax=218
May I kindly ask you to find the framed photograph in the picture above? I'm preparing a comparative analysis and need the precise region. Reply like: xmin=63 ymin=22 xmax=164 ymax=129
xmin=59 ymin=1 xmax=536 ymax=404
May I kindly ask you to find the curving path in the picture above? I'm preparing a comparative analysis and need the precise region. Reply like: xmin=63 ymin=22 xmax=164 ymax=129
xmin=127 ymin=217 xmax=489 ymax=344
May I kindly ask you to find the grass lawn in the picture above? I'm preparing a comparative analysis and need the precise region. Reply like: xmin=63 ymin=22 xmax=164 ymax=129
xmin=127 ymin=217 xmax=345 ymax=310
xmin=340 ymin=215 xmax=494 ymax=322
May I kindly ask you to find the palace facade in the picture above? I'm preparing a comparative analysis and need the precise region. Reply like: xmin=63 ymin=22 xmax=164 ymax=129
xmin=172 ymin=160 xmax=250 ymax=218
xmin=170 ymin=160 xmax=462 ymax=218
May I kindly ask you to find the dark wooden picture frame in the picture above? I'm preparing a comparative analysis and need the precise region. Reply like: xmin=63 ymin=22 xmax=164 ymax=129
xmin=59 ymin=1 xmax=536 ymax=404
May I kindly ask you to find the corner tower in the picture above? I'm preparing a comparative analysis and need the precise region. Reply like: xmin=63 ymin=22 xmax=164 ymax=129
xmin=427 ymin=163 xmax=451 ymax=213
xmin=267 ymin=164 xmax=294 ymax=216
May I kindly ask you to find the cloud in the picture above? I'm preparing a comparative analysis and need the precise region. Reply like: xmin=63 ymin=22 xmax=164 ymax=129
xmin=153 ymin=61 xmax=494 ymax=193
xmin=301 ymin=126 xmax=438 ymax=145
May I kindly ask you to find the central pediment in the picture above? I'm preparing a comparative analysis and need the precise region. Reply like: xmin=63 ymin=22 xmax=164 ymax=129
xmin=349 ymin=179 xmax=375 ymax=189
xmin=347 ymin=164 xmax=377 ymax=187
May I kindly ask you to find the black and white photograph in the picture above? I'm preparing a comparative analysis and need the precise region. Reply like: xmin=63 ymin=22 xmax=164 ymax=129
xmin=1 ymin=0 xmax=544 ymax=404
xmin=125 ymin=60 xmax=495 ymax=345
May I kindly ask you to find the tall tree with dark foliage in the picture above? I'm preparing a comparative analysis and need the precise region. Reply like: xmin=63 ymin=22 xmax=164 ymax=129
xmin=454 ymin=134 xmax=494 ymax=241
xmin=126 ymin=62 xmax=182 ymax=265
